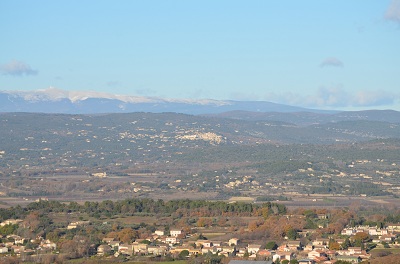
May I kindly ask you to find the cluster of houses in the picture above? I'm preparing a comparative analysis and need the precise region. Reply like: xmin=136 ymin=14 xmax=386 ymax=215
xmin=341 ymin=225 xmax=399 ymax=244
xmin=95 ymin=223 xmax=400 ymax=263
xmin=96 ymin=231 xmax=373 ymax=263
xmin=1 ymin=217 xmax=400 ymax=263
xmin=98 ymin=232 xmax=241 ymax=258
xmin=0 ymin=234 xmax=56 ymax=255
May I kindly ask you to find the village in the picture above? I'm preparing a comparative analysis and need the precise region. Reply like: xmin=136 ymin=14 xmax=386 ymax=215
xmin=1 ymin=215 xmax=400 ymax=263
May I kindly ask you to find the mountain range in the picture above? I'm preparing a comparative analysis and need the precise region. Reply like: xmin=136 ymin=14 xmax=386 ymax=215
xmin=0 ymin=87 xmax=329 ymax=115
xmin=1 ymin=88 xmax=399 ymax=126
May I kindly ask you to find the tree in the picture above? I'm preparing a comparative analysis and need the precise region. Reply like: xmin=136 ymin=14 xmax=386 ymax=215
xmin=140 ymin=239 xmax=151 ymax=245
xmin=286 ymin=228 xmax=299 ymax=240
xmin=46 ymin=230 xmax=61 ymax=242
xmin=381 ymin=241 xmax=390 ymax=248
xmin=179 ymin=249 xmax=190 ymax=259
xmin=329 ymin=241 xmax=340 ymax=250
xmin=0 ymin=224 xmax=18 ymax=236
xmin=265 ymin=241 xmax=278 ymax=250
xmin=353 ymin=232 xmax=369 ymax=242
xmin=341 ymin=237 xmax=351 ymax=249
xmin=248 ymin=221 xmax=258 ymax=232
xmin=197 ymin=233 xmax=208 ymax=240
xmin=23 ymin=212 xmax=40 ymax=231
xmin=118 ymin=228 xmax=138 ymax=243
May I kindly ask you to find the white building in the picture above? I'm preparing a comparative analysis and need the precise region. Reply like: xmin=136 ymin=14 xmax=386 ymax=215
xmin=170 ymin=229 xmax=182 ymax=237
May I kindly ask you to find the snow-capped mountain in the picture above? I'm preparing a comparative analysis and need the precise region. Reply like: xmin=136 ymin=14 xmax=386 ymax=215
xmin=0 ymin=87 xmax=319 ymax=114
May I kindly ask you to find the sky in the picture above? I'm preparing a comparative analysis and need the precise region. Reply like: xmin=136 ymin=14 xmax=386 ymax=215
xmin=1 ymin=0 xmax=400 ymax=111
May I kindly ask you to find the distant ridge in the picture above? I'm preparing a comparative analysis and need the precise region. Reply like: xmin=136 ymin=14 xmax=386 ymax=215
xmin=0 ymin=87 xmax=330 ymax=115
xmin=206 ymin=109 xmax=400 ymax=126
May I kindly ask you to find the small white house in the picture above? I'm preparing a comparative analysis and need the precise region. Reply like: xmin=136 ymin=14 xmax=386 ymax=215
xmin=170 ymin=229 xmax=182 ymax=237
xmin=155 ymin=230 xmax=164 ymax=236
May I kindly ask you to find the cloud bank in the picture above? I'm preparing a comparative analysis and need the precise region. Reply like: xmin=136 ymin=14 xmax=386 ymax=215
xmin=319 ymin=57 xmax=344 ymax=68
xmin=385 ymin=0 xmax=400 ymax=23
xmin=0 ymin=60 xmax=38 ymax=76
xmin=265 ymin=87 xmax=398 ymax=109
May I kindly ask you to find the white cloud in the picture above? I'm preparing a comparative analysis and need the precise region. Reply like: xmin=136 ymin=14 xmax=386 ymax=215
xmin=385 ymin=0 xmax=400 ymax=23
xmin=319 ymin=57 xmax=344 ymax=68
xmin=264 ymin=87 xmax=398 ymax=109
xmin=0 ymin=60 xmax=38 ymax=76
xmin=353 ymin=90 xmax=396 ymax=107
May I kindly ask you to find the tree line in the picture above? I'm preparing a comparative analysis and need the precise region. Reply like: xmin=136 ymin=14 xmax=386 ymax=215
xmin=0 ymin=198 xmax=287 ymax=222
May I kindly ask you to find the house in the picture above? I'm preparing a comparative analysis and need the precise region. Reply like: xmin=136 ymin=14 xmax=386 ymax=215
xmin=102 ymin=237 xmax=116 ymax=244
xmin=165 ymin=237 xmax=178 ymax=245
xmin=154 ymin=230 xmax=164 ymax=236
xmin=7 ymin=234 xmax=21 ymax=241
xmin=201 ymin=246 xmax=217 ymax=254
xmin=218 ymin=246 xmax=235 ymax=257
xmin=347 ymin=247 xmax=362 ymax=255
xmin=303 ymin=243 xmax=314 ymax=252
xmin=308 ymin=250 xmax=327 ymax=260
xmin=0 ymin=247 xmax=8 ymax=253
xmin=41 ymin=240 xmax=57 ymax=250
xmin=312 ymin=238 xmax=329 ymax=247
xmin=203 ymin=241 xmax=213 ymax=248
xmin=317 ymin=214 xmax=329 ymax=219
xmin=257 ymin=249 xmax=273 ymax=257
xmin=387 ymin=224 xmax=400 ymax=232
xmin=326 ymin=250 xmax=337 ymax=259
xmin=278 ymin=243 xmax=290 ymax=252
xmin=368 ymin=227 xmax=379 ymax=236
xmin=0 ymin=219 xmax=23 ymax=226
xmin=109 ymin=240 xmax=120 ymax=249
xmin=97 ymin=244 xmax=112 ymax=256
xmin=279 ymin=240 xmax=302 ymax=252
xmin=229 ymin=238 xmax=240 ymax=246
xmin=284 ymin=252 xmax=296 ymax=261
xmin=272 ymin=251 xmax=295 ymax=262
xmin=380 ymin=234 xmax=395 ymax=242
xmin=380 ymin=229 xmax=389 ymax=235
xmin=14 ymin=237 xmax=25 ymax=245
xmin=247 ymin=244 xmax=261 ymax=254
xmin=273 ymin=252 xmax=286 ymax=262
xmin=11 ymin=245 xmax=25 ymax=253
xmin=236 ymin=247 xmax=247 ymax=257
xmin=341 ymin=228 xmax=356 ymax=236
xmin=67 ymin=221 xmax=90 ymax=229
xmin=118 ymin=243 xmax=134 ymax=255
xmin=147 ymin=245 xmax=166 ymax=256
xmin=212 ymin=241 xmax=222 ymax=247
xmin=194 ymin=239 xmax=208 ymax=248
xmin=4 ymin=242 xmax=14 ymax=247
xmin=336 ymin=239 xmax=345 ymax=245
xmin=132 ymin=242 xmax=148 ymax=254
xmin=170 ymin=229 xmax=183 ymax=237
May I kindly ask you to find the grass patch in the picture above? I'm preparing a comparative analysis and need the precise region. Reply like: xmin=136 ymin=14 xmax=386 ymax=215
xmin=370 ymin=247 xmax=400 ymax=256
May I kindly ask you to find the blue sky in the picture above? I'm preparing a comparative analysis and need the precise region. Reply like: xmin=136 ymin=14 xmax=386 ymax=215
xmin=1 ymin=0 xmax=400 ymax=110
